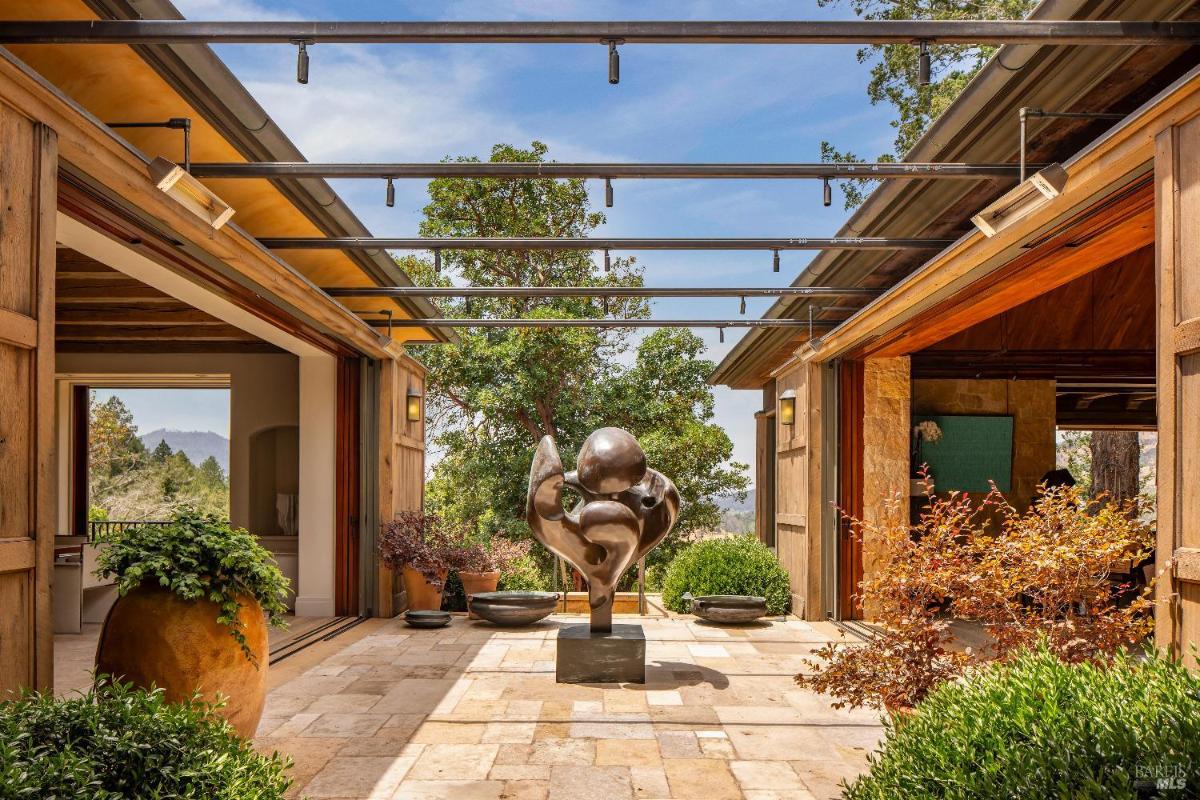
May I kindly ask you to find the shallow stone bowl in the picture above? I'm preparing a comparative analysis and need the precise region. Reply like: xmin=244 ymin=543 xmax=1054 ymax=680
xmin=688 ymin=594 xmax=769 ymax=624
xmin=405 ymin=610 xmax=452 ymax=629
xmin=469 ymin=591 xmax=559 ymax=626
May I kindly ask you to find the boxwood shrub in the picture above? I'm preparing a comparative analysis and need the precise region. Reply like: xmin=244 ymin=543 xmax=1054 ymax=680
xmin=0 ymin=680 xmax=293 ymax=799
xmin=844 ymin=646 xmax=1200 ymax=800
xmin=661 ymin=534 xmax=790 ymax=615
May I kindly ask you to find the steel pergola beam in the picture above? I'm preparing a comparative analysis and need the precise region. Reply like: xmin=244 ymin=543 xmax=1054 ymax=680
xmin=3 ymin=20 xmax=1197 ymax=45
xmin=190 ymin=161 xmax=1031 ymax=180
xmin=324 ymin=286 xmax=883 ymax=298
xmin=366 ymin=318 xmax=837 ymax=329
xmin=262 ymin=236 xmax=954 ymax=251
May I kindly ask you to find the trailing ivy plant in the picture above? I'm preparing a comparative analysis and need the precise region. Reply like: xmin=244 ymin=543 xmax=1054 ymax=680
xmin=96 ymin=509 xmax=290 ymax=661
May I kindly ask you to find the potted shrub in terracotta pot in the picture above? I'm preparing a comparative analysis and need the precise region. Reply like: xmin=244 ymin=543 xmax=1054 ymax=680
xmin=93 ymin=509 xmax=290 ymax=738
xmin=457 ymin=536 xmax=531 ymax=619
xmin=379 ymin=512 xmax=456 ymax=611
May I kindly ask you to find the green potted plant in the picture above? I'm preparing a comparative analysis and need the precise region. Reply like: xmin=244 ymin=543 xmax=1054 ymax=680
xmin=93 ymin=509 xmax=289 ymax=738
xmin=379 ymin=512 xmax=457 ymax=611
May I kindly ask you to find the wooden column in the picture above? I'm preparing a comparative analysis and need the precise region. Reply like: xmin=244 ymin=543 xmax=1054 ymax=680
xmin=837 ymin=361 xmax=865 ymax=620
xmin=0 ymin=111 xmax=57 ymax=694
xmin=1155 ymin=119 xmax=1200 ymax=666
xmin=334 ymin=357 xmax=361 ymax=617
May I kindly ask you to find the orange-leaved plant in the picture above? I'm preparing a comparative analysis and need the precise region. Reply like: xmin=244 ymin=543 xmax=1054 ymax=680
xmin=796 ymin=473 xmax=1154 ymax=711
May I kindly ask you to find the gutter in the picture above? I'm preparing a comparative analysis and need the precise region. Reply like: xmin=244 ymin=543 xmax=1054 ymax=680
xmin=83 ymin=0 xmax=456 ymax=345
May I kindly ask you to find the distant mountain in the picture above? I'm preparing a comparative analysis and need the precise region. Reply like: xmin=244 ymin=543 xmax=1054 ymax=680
xmin=719 ymin=489 xmax=755 ymax=513
xmin=140 ymin=429 xmax=229 ymax=473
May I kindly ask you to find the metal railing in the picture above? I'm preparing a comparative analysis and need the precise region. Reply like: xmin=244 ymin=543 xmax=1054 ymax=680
xmin=88 ymin=519 xmax=171 ymax=543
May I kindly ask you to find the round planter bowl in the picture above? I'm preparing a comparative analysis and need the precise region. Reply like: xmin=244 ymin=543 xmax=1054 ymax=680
xmin=405 ymin=610 xmax=452 ymax=629
xmin=689 ymin=594 xmax=769 ymax=624
xmin=95 ymin=583 xmax=268 ymax=738
xmin=468 ymin=591 xmax=558 ymax=627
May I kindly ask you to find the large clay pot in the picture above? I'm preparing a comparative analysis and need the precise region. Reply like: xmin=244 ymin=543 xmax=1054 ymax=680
xmin=402 ymin=566 xmax=448 ymax=611
xmin=459 ymin=570 xmax=500 ymax=619
xmin=95 ymin=583 xmax=268 ymax=738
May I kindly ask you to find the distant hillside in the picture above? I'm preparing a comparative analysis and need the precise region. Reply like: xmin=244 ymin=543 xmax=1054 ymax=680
xmin=140 ymin=429 xmax=229 ymax=474
xmin=719 ymin=489 xmax=755 ymax=513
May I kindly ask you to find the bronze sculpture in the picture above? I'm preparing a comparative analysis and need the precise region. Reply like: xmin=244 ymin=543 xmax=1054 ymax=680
xmin=527 ymin=427 xmax=679 ymax=633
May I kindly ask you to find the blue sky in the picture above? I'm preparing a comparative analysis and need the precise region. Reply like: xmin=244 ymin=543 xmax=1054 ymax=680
xmin=164 ymin=0 xmax=898 ymax=468
xmin=93 ymin=389 xmax=231 ymax=438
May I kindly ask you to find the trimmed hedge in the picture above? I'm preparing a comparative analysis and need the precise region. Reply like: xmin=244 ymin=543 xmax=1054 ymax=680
xmin=844 ymin=646 xmax=1200 ymax=800
xmin=661 ymin=534 xmax=790 ymax=615
xmin=0 ymin=680 xmax=293 ymax=799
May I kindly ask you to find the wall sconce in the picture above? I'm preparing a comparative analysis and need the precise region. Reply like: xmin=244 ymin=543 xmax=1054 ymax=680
xmin=779 ymin=389 xmax=796 ymax=426
xmin=406 ymin=387 xmax=423 ymax=422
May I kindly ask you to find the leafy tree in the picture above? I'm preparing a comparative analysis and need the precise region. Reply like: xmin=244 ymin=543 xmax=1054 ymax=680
xmin=151 ymin=439 xmax=173 ymax=463
xmin=409 ymin=142 xmax=749 ymax=576
xmin=819 ymin=0 xmax=1037 ymax=208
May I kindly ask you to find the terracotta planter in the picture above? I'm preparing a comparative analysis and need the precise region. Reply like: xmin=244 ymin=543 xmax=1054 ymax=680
xmin=95 ymin=583 xmax=268 ymax=738
xmin=884 ymin=700 xmax=917 ymax=724
xmin=402 ymin=566 xmax=448 ymax=611
xmin=459 ymin=570 xmax=501 ymax=619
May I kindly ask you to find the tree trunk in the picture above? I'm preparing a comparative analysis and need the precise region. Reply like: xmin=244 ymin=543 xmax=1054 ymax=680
xmin=1090 ymin=430 xmax=1140 ymax=504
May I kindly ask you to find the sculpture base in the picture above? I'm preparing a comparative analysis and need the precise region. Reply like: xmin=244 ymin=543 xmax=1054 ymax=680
xmin=556 ymin=623 xmax=645 ymax=684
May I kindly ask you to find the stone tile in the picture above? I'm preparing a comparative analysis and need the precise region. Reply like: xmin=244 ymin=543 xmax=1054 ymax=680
xmin=687 ymin=644 xmax=731 ymax=659
xmin=699 ymin=738 xmax=737 ymax=759
xmin=254 ymin=736 xmax=344 ymax=797
xmin=301 ymin=754 xmax=415 ymax=799
xmin=645 ymin=690 xmax=682 ymax=706
xmin=743 ymin=790 xmax=819 ymax=800
xmin=307 ymin=693 xmax=382 ymax=713
xmin=408 ymin=743 xmax=500 ymax=781
xmin=654 ymin=731 xmax=701 ymax=759
xmin=393 ymin=780 xmax=505 ymax=800
xmin=409 ymin=720 xmax=486 ymax=744
xmin=489 ymin=763 xmax=551 ymax=781
xmin=547 ymin=766 xmax=633 ymax=800
xmin=595 ymin=738 xmax=662 ymax=767
xmin=502 ymin=779 xmax=550 ymax=800
xmin=373 ymin=679 xmax=459 ymax=714
xmin=726 ymin=725 xmax=840 ymax=762
xmin=300 ymin=713 xmax=389 ymax=738
xmin=527 ymin=738 xmax=596 ymax=766
xmin=629 ymin=765 xmax=669 ymax=799
xmin=482 ymin=721 xmax=537 ymax=743
xmin=731 ymin=760 xmax=808 ymax=791
xmin=662 ymin=758 xmax=740 ymax=800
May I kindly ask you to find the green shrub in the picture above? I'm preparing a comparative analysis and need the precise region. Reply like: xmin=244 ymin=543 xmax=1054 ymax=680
xmin=845 ymin=646 xmax=1200 ymax=800
xmin=499 ymin=552 xmax=551 ymax=592
xmin=96 ymin=509 xmax=290 ymax=659
xmin=661 ymin=535 xmax=790 ymax=615
xmin=0 ymin=680 xmax=293 ymax=799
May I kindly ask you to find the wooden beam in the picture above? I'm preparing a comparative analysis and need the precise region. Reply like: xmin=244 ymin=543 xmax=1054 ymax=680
xmin=55 ymin=305 xmax=220 ymax=325
xmin=55 ymin=340 xmax=284 ymax=354
xmin=56 ymin=323 xmax=259 ymax=341
xmin=56 ymin=279 xmax=174 ymax=303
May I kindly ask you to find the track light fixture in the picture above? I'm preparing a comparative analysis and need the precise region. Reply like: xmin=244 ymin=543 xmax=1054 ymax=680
xmin=772 ymin=249 xmax=781 ymax=272
xmin=433 ymin=249 xmax=442 ymax=274
xmin=739 ymin=296 xmax=746 ymax=315
xmin=605 ymin=178 xmax=614 ymax=208
xmin=295 ymin=40 xmax=310 ymax=84
xmin=378 ymin=308 xmax=394 ymax=338
xmin=604 ymin=248 xmax=611 ymax=273
xmin=719 ymin=327 xmax=726 ymax=343
xmin=606 ymin=39 xmax=622 ymax=84
xmin=603 ymin=296 xmax=610 ymax=314
xmin=385 ymin=177 xmax=395 ymax=207
xmin=823 ymin=177 xmax=832 ymax=207
xmin=918 ymin=40 xmax=931 ymax=86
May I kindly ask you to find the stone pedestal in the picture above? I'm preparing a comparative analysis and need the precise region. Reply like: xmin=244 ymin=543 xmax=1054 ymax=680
xmin=556 ymin=623 xmax=646 ymax=684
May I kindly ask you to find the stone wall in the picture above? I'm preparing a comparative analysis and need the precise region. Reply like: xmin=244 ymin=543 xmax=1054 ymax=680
xmin=861 ymin=357 xmax=911 ymax=619
xmin=912 ymin=379 xmax=1057 ymax=511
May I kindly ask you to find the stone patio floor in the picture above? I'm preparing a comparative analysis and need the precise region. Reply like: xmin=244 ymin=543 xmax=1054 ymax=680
xmin=253 ymin=613 xmax=883 ymax=800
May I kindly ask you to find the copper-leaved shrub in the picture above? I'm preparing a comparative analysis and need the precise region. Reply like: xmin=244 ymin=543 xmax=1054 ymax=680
xmin=797 ymin=479 xmax=1154 ymax=710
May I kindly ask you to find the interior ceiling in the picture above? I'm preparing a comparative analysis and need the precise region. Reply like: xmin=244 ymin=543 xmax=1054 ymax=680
xmin=913 ymin=244 xmax=1156 ymax=428
xmin=55 ymin=247 xmax=283 ymax=353
xmin=0 ymin=0 xmax=439 ymax=343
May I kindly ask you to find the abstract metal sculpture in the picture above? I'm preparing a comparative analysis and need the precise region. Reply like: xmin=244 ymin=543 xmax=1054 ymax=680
xmin=527 ymin=427 xmax=679 ymax=632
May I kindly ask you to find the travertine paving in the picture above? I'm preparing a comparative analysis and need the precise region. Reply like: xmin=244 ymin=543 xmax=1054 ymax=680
xmin=254 ymin=614 xmax=883 ymax=800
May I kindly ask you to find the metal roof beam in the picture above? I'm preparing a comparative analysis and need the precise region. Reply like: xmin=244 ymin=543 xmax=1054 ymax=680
xmin=263 ymin=237 xmax=954 ymax=251
xmin=4 ymin=20 xmax=1198 ymax=45
xmin=367 ymin=318 xmax=837 ymax=329
xmin=189 ymin=162 xmax=1033 ymax=180
xmin=324 ymin=286 xmax=883 ymax=298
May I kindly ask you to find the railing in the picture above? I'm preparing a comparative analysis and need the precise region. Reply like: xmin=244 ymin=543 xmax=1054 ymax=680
xmin=88 ymin=519 xmax=171 ymax=543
